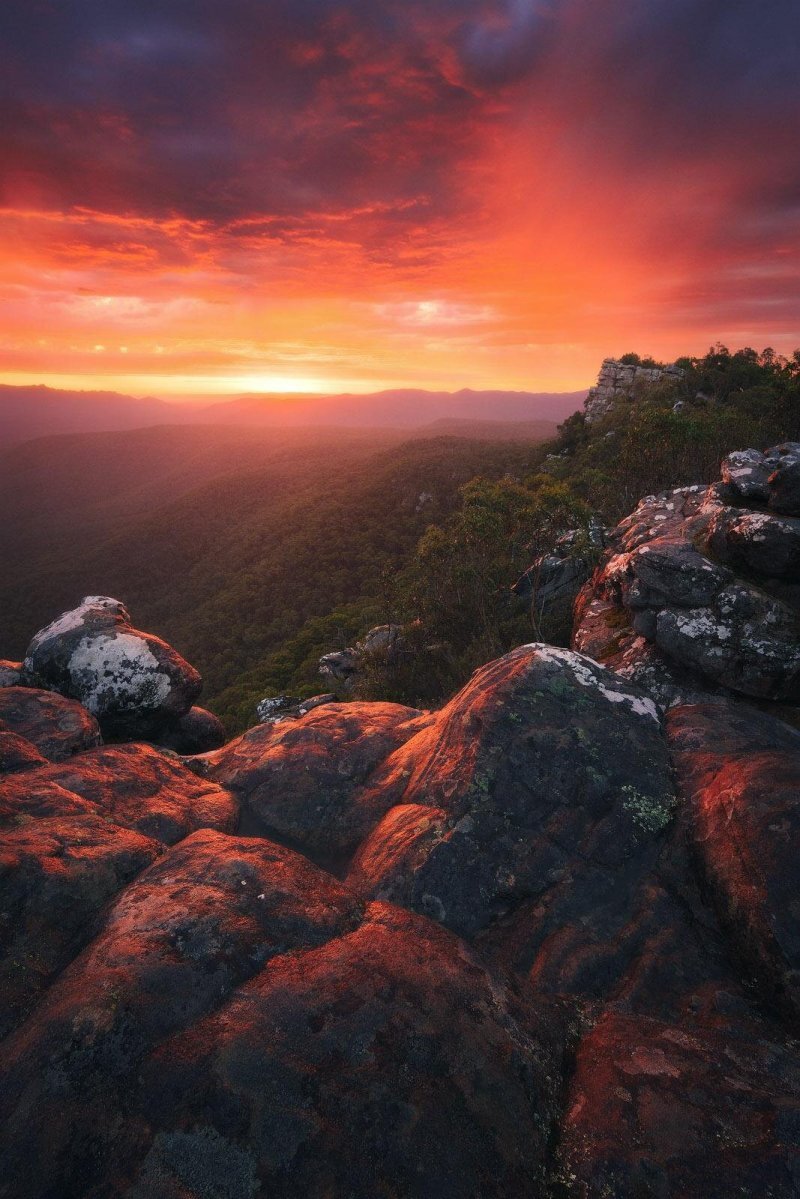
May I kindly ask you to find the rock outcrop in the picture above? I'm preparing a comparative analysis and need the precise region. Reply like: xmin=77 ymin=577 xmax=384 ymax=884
xmin=255 ymin=692 xmax=337 ymax=724
xmin=319 ymin=623 xmax=404 ymax=689
xmin=2 ymin=452 xmax=800 ymax=1199
xmin=584 ymin=357 xmax=684 ymax=423
xmin=21 ymin=596 xmax=202 ymax=740
xmin=572 ymin=443 xmax=800 ymax=709
xmin=202 ymin=701 xmax=431 ymax=869
xmin=153 ymin=705 xmax=226 ymax=754
xmin=0 ymin=686 xmax=101 ymax=761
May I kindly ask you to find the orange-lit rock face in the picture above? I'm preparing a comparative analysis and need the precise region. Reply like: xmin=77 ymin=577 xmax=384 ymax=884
xmin=0 ymin=833 xmax=564 ymax=1199
xmin=668 ymin=702 xmax=800 ymax=1023
xmin=0 ymin=686 xmax=101 ymax=762
xmin=204 ymin=701 xmax=431 ymax=868
xmin=3 ymin=533 xmax=800 ymax=1197
xmin=0 ymin=742 xmax=238 ymax=843
xmin=0 ymin=814 xmax=161 ymax=1037
xmin=557 ymin=1010 xmax=800 ymax=1198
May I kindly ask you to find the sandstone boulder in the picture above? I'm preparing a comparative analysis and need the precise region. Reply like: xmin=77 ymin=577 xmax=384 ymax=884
xmin=132 ymin=904 xmax=565 ymax=1199
xmin=668 ymin=702 xmax=800 ymax=1022
xmin=557 ymin=1009 xmax=800 ymax=1198
xmin=0 ymin=686 xmax=101 ymax=761
xmin=204 ymin=702 xmax=430 ymax=868
xmin=0 ymin=834 xmax=565 ymax=1199
xmin=0 ymin=743 xmax=237 ymax=844
xmin=0 ymin=726 xmax=48 ymax=775
xmin=21 ymin=596 xmax=201 ymax=740
xmin=154 ymin=705 xmax=226 ymax=754
xmin=349 ymin=645 xmax=674 ymax=953
xmin=0 ymin=815 xmax=160 ymax=1037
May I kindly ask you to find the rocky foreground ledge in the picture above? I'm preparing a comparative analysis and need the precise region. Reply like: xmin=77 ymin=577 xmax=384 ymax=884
xmin=1 ymin=448 xmax=800 ymax=1198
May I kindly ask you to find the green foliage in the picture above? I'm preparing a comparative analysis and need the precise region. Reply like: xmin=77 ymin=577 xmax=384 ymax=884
xmin=355 ymin=474 xmax=593 ymax=705
xmin=555 ymin=345 xmax=800 ymax=521
xmin=2 ymin=344 xmax=797 ymax=730
xmin=618 ymin=352 xmax=664 ymax=369
xmin=0 ymin=428 xmax=546 ymax=732
xmin=358 ymin=344 xmax=800 ymax=703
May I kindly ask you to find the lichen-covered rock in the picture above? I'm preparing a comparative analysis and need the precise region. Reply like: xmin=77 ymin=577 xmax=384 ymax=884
xmin=0 ymin=726 xmax=48 ymax=775
xmin=556 ymin=1010 xmax=800 ymax=1198
xmin=20 ymin=596 xmax=202 ymax=740
xmin=572 ymin=592 xmax=720 ymax=709
xmin=768 ymin=442 xmax=800 ymax=514
xmin=255 ymin=693 xmax=337 ymax=724
xmin=0 ymin=837 xmax=565 ymax=1199
xmin=654 ymin=586 xmax=800 ymax=701
xmin=0 ymin=815 xmax=160 ymax=1037
xmin=584 ymin=358 xmax=684 ymax=423
xmin=204 ymin=702 xmax=430 ymax=869
xmin=573 ymin=475 xmax=800 ymax=703
xmin=0 ymin=660 xmax=22 ymax=687
xmin=349 ymin=645 xmax=676 ymax=964
xmin=668 ymin=702 xmax=800 ymax=1021
xmin=720 ymin=443 xmax=800 ymax=515
xmin=255 ymin=693 xmax=302 ymax=722
xmin=708 ymin=505 xmax=800 ymax=580
xmin=0 ymin=686 xmax=101 ymax=761
xmin=0 ymin=743 xmax=237 ymax=844
xmin=154 ymin=705 xmax=226 ymax=754
xmin=721 ymin=446 xmax=774 ymax=500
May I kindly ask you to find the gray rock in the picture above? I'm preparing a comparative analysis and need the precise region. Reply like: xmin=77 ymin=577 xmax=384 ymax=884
xmin=298 ymin=693 xmax=337 ymax=714
xmin=708 ymin=506 xmax=800 ymax=580
xmin=720 ymin=448 xmax=772 ymax=502
xmin=0 ymin=661 xmax=22 ymax=688
xmin=255 ymin=694 xmax=303 ymax=723
xmin=584 ymin=358 xmax=684 ymax=423
xmin=256 ymin=693 xmax=338 ymax=725
xmin=767 ymin=441 xmax=800 ymax=515
xmin=20 ymin=596 xmax=201 ymax=740
xmin=655 ymin=589 xmax=800 ymax=701
xmin=319 ymin=624 xmax=404 ymax=688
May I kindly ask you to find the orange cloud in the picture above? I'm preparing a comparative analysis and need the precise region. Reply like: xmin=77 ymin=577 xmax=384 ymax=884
xmin=0 ymin=0 xmax=797 ymax=398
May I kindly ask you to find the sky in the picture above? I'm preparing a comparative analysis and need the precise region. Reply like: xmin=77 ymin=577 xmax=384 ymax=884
xmin=1 ymin=0 xmax=798 ymax=399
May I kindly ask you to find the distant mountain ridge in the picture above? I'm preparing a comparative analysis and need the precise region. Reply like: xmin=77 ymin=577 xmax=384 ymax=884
xmin=0 ymin=385 xmax=187 ymax=446
xmin=0 ymin=383 xmax=586 ymax=447
xmin=201 ymin=387 xmax=586 ymax=429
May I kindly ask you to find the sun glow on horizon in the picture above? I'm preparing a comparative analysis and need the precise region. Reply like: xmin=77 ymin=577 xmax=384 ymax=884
xmin=0 ymin=2 xmax=797 ymax=401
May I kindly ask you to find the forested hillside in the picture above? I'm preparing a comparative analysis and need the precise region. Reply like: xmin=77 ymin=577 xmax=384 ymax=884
xmin=340 ymin=346 xmax=800 ymax=711
xmin=0 ymin=424 xmax=550 ymax=729
xmin=3 ymin=346 xmax=797 ymax=732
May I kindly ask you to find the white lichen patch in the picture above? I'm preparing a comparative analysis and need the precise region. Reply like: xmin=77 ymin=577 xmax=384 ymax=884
xmin=525 ymin=644 xmax=661 ymax=724
xmin=68 ymin=632 xmax=172 ymax=714
xmin=28 ymin=596 xmax=126 ymax=652
xmin=668 ymin=611 xmax=725 ymax=641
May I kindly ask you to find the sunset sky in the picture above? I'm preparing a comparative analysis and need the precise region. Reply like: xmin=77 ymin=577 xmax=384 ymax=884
xmin=1 ymin=0 xmax=798 ymax=399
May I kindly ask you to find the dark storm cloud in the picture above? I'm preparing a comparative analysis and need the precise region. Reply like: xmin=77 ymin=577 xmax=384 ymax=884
xmin=0 ymin=0 xmax=490 ymax=221
xmin=0 ymin=0 xmax=798 ymax=239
